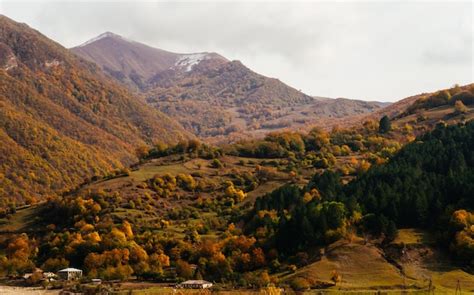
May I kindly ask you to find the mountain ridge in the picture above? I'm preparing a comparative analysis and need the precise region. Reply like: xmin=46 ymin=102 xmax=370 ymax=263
xmin=72 ymin=33 xmax=386 ymax=141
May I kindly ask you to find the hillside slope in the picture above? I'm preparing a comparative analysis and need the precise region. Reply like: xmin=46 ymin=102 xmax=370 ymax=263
xmin=367 ymin=84 xmax=474 ymax=122
xmin=0 ymin=15 xmax=192 ymax=206
xmin=325 ymin=84 xmax=474 ymax=134
xmin=285 ymin=235 xmax=474 ymax=292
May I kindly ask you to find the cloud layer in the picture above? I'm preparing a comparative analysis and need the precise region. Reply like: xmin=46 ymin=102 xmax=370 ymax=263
xmin=1 ymin=1 xmax=472 ymax=101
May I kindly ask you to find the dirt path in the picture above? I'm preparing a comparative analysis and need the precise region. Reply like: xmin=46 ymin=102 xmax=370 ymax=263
xmin=0 ymin=286 xmax=59 ymax=295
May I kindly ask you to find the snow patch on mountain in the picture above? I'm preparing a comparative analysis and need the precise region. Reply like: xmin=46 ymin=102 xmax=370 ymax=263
xmin=77 ymin=32 xmax=130 ymax=47
xmin=174 ymin=53 xmax=210 ymax=72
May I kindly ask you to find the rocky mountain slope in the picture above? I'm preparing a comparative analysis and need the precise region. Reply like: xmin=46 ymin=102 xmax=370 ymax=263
xmin=0 ymin=15 xmax=192 ymax=206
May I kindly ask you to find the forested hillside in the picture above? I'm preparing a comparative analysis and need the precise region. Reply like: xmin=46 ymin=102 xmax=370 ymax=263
xmin=344 ymin=122 xmax=474 ymax=262
xmin=249 ymin=121 xmax=474 ymax=267
xmin=0 ymin=16 xmax=191 ymax=207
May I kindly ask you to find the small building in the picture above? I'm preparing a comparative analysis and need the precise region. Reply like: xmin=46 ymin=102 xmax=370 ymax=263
xmin=57 ymin=268 xmax=83 ymax=281
xmin=22 ymin=273 xmax=33 ymax=280
xmin=178 ymin=280 xmax=213 ymax=289
xmin=91 ymin=278 xmax=102 ymax=285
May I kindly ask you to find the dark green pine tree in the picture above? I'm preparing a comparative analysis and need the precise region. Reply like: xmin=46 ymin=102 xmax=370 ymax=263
xmin=379 ymin=115 xmax=391 ymax=133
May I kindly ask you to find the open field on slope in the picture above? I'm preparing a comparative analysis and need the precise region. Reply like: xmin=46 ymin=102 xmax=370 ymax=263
xmin=281 ymin=229 xmax=474 ymax=294
xmin=390 ymin=229 xmax=474 ymax=293
xmin=0 ymin=205 xmax=40 ymax=233
xmin=282 ymin=240 xmax=409 ymax=290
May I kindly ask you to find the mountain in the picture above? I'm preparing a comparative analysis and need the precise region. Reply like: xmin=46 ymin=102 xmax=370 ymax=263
xmin=0 ymin=15 xmax=192 ymax=207
xmin=72 ymin=33 xmax=386 ymax=141
xmin=72 ymin=32 xmax=228 ymax=91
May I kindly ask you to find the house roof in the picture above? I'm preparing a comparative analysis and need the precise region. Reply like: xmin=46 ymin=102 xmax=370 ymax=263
xmin=58 ymin=268 xmax=82 ymax=272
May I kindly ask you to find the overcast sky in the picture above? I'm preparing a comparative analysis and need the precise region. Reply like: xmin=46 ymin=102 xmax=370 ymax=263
xmin=1 ymin=1 xmax=472 ymax=101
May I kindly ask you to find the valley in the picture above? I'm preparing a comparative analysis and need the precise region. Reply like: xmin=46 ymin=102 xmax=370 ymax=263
xmin=0 ymin=9 xmax=473 ymax=295
xmin=2 ymin=88 xmax=474 ymax=292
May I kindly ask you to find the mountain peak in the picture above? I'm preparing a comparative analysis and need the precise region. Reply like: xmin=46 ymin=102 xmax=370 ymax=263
xmin=77 ymin=31 xmax=129 ymax=47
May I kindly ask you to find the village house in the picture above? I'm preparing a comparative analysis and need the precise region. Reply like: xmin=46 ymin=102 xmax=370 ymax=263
xmin=178 ymin=280 xmax=213 ymax=289
xmin=57 ymin=268 xmax=83 ymax=281
xmin=43 ymin=272 xmax=56 ymax=281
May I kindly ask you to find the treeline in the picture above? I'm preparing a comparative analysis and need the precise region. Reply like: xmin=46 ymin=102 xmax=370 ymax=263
xmin=137 ymin=140 xmax=222 ymax=160
xmin=140 ymin=121 xmax=405 ymax=180
xmin=226 ymin=124 xmax=403 ymax=173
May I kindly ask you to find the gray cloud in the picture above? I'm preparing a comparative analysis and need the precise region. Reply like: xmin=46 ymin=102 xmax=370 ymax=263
xmin=1 ymin=1 xmax=472 ymax=101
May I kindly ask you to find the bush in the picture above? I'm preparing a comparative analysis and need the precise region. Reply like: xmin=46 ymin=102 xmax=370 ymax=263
xmin=176 ymin=174 xmax=197 ymax=191
xmin=451 ymin=91 xmax=474 ymax=105
xmin=454 ymin=100 xmax=468 ymax=114
xmin=290 ymin=277 xmax=310 ymax=291
xmin=210 ymin=159 xmax=223 ymax=168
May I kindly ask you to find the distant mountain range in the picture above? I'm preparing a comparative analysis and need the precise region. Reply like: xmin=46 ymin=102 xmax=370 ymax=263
xmin=72 ymin=33 xmax=388 ymax=141
xmin=0 ymin=15 xmax=192 ymax=205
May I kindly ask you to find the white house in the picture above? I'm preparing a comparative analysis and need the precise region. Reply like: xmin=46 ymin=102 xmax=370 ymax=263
xmin=57 ymin=268 xmax=83 ymax=281
xmin=178 ymin=280 xmax=213 ymax=289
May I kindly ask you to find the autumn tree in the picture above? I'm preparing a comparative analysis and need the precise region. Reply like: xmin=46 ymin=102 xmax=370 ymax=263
xmin=41 ymin=257 xmax=69 ymax=272
xmin=454 ymin=100 xmax=468 ymax=114
xmin=2 ymin=234 xmax=35 ymax=274
xmin=135 ymin=145 xmax=149 ymax=159
xmin=176 ymin=259 xmax=194 ymax=279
